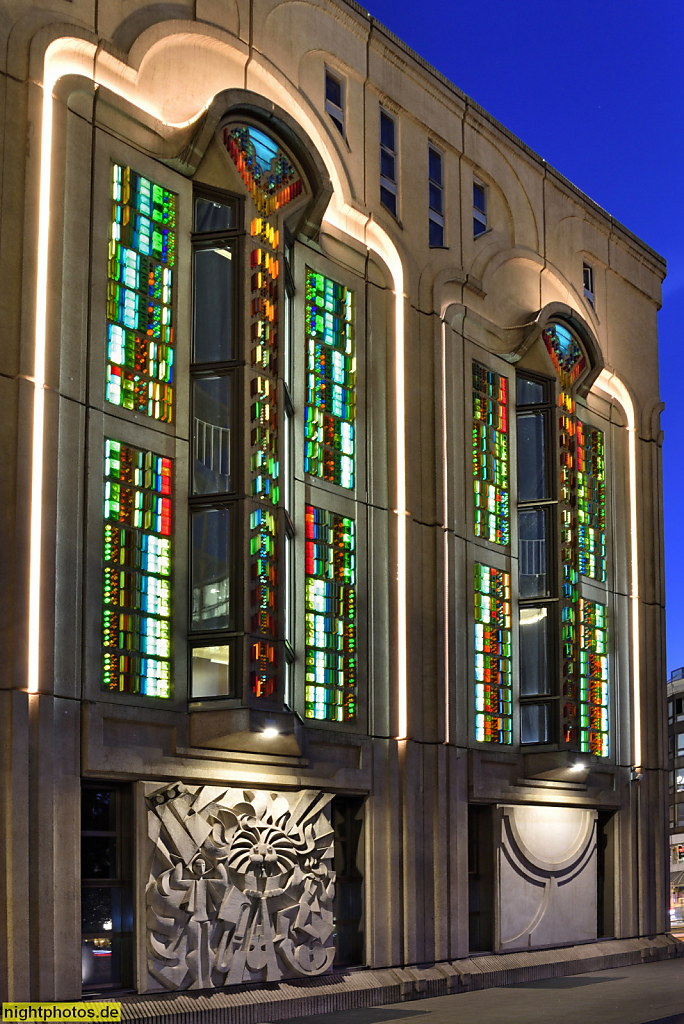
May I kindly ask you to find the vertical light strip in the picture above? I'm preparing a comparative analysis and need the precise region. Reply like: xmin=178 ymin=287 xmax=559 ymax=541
xmin=596 ymin=369 xmax=640 ymax=770
xmin=441 ymin=319 xmax=449 ymax=744
xmin=32 ymin=40 xmax=407 ymax=737
xmin=27 ymin=59 xmax=58 ymax=692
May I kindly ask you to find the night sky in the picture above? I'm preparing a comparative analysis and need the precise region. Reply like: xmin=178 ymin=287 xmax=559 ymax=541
xmin=358 ymin=0 xmax=684 ymax=674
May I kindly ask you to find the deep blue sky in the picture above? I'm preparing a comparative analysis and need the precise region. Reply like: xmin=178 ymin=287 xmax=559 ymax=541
xmin=359 ymin=0 xmax=684 ymax=674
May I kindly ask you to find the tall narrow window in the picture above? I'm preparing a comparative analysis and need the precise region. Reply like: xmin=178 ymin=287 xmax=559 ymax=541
xmin=472 ymin=361 xmax=509 ymax=545
xmin=305 ymin=269 xmax=355 ymax=488
xmin=102 ymin=439 xmax=172 ymax=698
xmin=304 ymin=505 xmax=356 ymax=721
xmin=379 ymin=108 xmax=398 ymax=217
xmin=107 ymin=164 xmax=175 ymax=421
xmin=428 ymin=145 xmax=444 ymax=247
xmin=583 ymin=262 xmax=595 ymax=306
xmin=516 ymin=374 xmax=554 ymax=742
xmin=474 ymin=563 xmax=512 ymax=744
xmin=473 ymin=179 xmax=487 ymax=236
xmin=325 ymin=69 xmax=345 ymax=137
xmin=190 ymin=192 xmax=240 ymax=699
xmin=81 ymin=784 xmax=132 ymax=991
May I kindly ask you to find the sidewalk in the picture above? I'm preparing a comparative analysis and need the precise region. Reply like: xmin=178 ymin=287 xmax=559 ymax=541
xmin=277 ymin=958 xmax=684 ymax=1024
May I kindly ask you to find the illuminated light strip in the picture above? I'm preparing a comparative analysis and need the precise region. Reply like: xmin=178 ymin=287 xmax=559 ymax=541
xmin=441 ymin=319 xmax=449 ymax=744
xmin=596 ymin=368 xmax=640 ymax=771
xmin=31 ymin=37 xmax=407 ymax=740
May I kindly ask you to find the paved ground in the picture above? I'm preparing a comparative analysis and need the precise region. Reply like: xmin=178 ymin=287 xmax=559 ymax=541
xmin=277 ymin=958 xmax=684 ymax=1024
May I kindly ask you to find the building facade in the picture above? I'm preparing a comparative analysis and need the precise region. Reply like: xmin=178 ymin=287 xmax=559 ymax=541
xmin=0 ymin=0 xmax=672 ymax=1009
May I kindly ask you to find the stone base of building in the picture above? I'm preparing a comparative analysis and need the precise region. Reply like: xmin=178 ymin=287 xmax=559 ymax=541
xmin=115 ymin=935 xmax=684 ymax=1023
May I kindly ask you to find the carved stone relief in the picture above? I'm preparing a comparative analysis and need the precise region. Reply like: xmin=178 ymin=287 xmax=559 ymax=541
xmin=143 ymin=782 xmax=336 ymax=990
xmin=498 ymin=804 xmax=597 ymax=952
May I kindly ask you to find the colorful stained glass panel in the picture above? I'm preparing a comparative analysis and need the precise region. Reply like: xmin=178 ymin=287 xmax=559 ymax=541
xmin=580 ymin=599 xmax=609 ymax=756
xmin=473 ymin=362 xmax=509 ymax=544
xmin=305 ymin=270 xmax=355 ymax=489
xmin=577 ymin=422 xmax=606 ymax=581
xmin=107 ymin=164 xmax=175 ymax=421
xmin=304 ymin=505 xmax=356 ymax=721
xmin=102 ymin=439 xmax=172 ymax=697
xmin=474 ymin=563 xmax=512 ymax=743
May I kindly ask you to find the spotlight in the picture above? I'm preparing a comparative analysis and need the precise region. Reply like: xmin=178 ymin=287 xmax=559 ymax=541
xmin=263 ymin=727 xmax=278 ymax=739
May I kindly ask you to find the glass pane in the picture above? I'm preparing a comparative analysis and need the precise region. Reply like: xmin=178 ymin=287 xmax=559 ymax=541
xmin=519 ymin=509 xmax=548 ymax=598
xmin=517 ymin=412 xmax=547 ymax=501
xmin=81 ymin=888 xmax=121 ymax=934
xmin=82 ymin=789 xmax=116 ymax=832
xmin=428 ymin=148 xmax=442 ymax=185
xmin=81 ymin=937 xmax=121 ymax=989
xmin=81 ymin=837 xmax=118 ymax=880
xmin=519 ymin=606 xmax=549 ymax=695
xmin=380 ymin=185 xmax=397 ymax=217
xmin=380 ymin=112 xmax=395 ymax=151
xmin=429 ymin=182 xmax=442 ymax=214
xmin=193 ymin=377 xmax=232 ymax=494
xmin=517 ymin=376 xmax=547 ymax=405
xmin=520 ymin=703 xmax=549 ymax=744
xmin=326 ymin=74 xmax=342 ymax=107
xmin=191 ymin=645 xmax=231 ymax=698
xmin=191 ymin=509 xmax=231 ymax=630
xmin=193 ymin=246 xmax=235 ymax=363
xmin=473 ymin=215 xmax=487 ymax=237
xmin=380 ymin=150 xmax=395 ymax=182
xmin=473 ymin=181 xmax=486 ymax=213
xmin=194 ymin=197 xmax=234 ymax=233
xmin=429 ymin=218 xmax=444 ymax=248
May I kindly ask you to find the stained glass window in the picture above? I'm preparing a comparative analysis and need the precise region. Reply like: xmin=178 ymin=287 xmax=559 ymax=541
xmin=304 ymin=505 xmax=356 ymax=721
xmin=472 ymin=361 xmax=509 ymax=545
xmin=577 ymin=422 xmax=606 ymax=581
xmin=542 ymin=323 xmax=585 ymax=388
xmin=107 ymin=165 xmax=175 ymax=421
xmin=579 ymin=599 xmax=609 ymax=756
xmin=305 ymin=270 xmax=355 ymax=489
xmin=474 ymin=563 xmax=512 ymax=744
xmin=221 ymin=124 xmax=305 ymax=702
xmin=103 ymin=439 xmax=172 ymax=698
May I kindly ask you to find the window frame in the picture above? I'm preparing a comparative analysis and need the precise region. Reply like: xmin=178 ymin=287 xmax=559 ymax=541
xmin=473 ymin=178 xmax=488 ymax=237
xmin=516 ymin=371 xmax=558 ymax=746
xmin=583 ymin=261 xmax=595 ymax=306
xmin=188 ymin=185 xmax=245 ymax=701
xmin=324 ymin=68 xmax=345 ymax=138
xmin=379 ymin=107 xmax=399 ymax=218
xmin=428 ymin=144 xmax=445 ymax=247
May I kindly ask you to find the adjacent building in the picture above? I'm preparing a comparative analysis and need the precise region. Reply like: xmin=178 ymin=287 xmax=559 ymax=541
xmin=0 ymin=0 xmax=674 ymax=1013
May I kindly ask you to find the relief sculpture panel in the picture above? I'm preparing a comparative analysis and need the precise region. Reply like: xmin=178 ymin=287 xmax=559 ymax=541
xmin=143 ymin=782 xmax=336 ymax=990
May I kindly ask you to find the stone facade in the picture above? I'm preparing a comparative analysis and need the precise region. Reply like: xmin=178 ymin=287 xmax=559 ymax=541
xmin=0 ymin=0 xmax=670 ymax=1009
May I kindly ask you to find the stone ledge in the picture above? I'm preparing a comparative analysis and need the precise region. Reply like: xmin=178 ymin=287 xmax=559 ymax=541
xmin=116 ymin=935 xmax=684 ymax=1024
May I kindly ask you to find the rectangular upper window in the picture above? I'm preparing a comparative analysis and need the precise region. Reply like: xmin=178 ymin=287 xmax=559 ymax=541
xmin=583 ymin=261 xmax=595 ymax=306
xmin=473 ymin=179 xmax=487 ymax=237
xmin=379 ymin=108 xmax=398 ymax=217
xmin=325 ymin=69 xmax=345 ymax=137
xmin=428 ymin=145 xmax=444 ymax=247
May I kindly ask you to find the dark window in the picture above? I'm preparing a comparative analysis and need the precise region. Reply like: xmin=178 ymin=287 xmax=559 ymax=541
xmin=81 ymin=785 xmax=133 ymax=991
xmin=473 ymin=180 xmax=487 ymax=236
xmin=583 ymin=262 xmax=595 ymax=306
xmin=380 ymin=109 xmax=398 ymax=217
xmin=517 ymin=372 xmax=555 ymax=744
xmin=325 ymin=70 xmax=345 ymax=137
xmin=193 ymin=244 xmax=236 ymax=363
xmin=428 ymin=146 xmax=444 ymax=247
xmin=190 ymin=190 xmax=242 ymax=698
